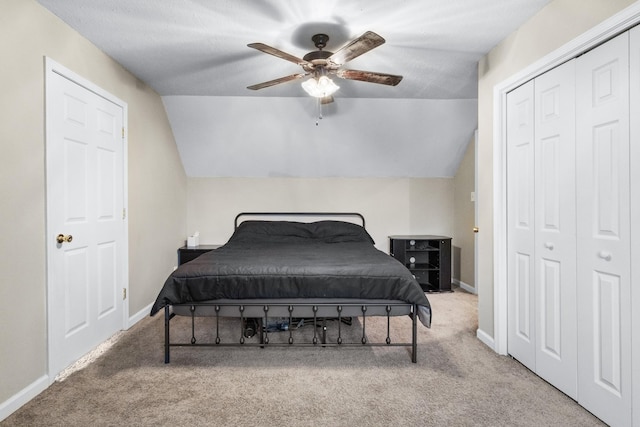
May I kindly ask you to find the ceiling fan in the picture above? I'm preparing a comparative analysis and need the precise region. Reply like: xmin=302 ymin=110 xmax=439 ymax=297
xmin=246 ymin=31 xmax=403 ymax=103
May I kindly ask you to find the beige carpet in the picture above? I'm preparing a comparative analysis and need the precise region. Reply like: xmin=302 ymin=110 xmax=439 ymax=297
xmin=2 ymin=288 xmax=604 ymax=426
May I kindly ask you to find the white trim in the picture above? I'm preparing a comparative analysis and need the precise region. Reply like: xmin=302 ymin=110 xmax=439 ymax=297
xmin=493 ymin=84 xmax=509 ymax=355
xmin=0 ymin=375 xmax=49 ymax=422
xmin=476 ymin=328 xmax=495 ymax=351
xmin=492 ymin=3 xmax=640 ymax=356
xmin=1 ymin=299 xmax=150 ymax=422
xmin=44 ymin=57 xmax=129 ymax=381
xmin=452 ymin=278 xmax=476 ymax=295
xmin=127 ymin=302 xmax=154 ymax=329
xmin=473 ymin=129 xmax=478 ymax=297
xmin=629 ymin=25 xmax=640 ymax=427
xmin=121 ymin=85 xmax=130 ymax=329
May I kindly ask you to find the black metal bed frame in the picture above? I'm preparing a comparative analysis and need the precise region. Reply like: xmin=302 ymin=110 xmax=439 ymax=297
xmin=163 ymin=212 xmax=419 ymax=363
xmin=164 ymin=301 xmax=418 ymax=363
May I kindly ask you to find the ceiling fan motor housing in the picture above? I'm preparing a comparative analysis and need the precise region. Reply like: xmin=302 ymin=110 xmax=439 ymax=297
xmin=303 ymin=50 xmax=333 ymax=62
xmin=311 ymin=33 xmax=329 ymax=49
xmin=303 ymin=34 xmax=334 ymax=68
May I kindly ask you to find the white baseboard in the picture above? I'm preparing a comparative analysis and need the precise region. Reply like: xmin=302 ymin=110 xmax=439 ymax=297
xmin=476 ymin=328 xmax=495 ymax=351
xmin=0 ymin=375 xmax=49 ymax=422
xmin=127 ymin=301 xmax=154 ymax=329
xmin=452 ymin=278 xmax=476 ymax=294
xmin=1 ymin=301 xmax=154 ymax=422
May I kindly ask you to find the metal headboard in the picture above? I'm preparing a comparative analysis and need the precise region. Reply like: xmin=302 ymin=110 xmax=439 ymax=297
xmin=234 ymin=212 xmax=366 ymax=230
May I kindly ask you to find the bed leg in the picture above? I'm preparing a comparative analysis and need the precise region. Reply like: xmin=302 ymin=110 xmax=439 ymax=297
xmin=164 ymin=305 xmax=171 ymax=364
xmin=412 ymin=305 xmax=417 ymax=363
xmin=386 ymin=305 xmax=392 ymax=345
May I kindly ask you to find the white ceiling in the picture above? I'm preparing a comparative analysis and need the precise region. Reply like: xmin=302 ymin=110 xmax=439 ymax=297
xmin=36 ymin=0 xmax=551 ymax=177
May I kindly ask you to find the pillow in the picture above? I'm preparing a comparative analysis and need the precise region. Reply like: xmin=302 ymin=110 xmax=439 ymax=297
xmin=228 ymin=221 xmax=313 ymax=243
xmin=307 ymin=221 xmax=375 ymax=244
xmin=228 ymin=220 xmax=375 ymax=244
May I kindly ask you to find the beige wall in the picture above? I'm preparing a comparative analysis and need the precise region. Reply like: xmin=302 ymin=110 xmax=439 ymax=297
xmin=0 ymin=0 xmax=186 ymax=406
xmin=476 ymin=0 xmax=635 ymax=338
xmin=453 ymin=135 xmax=476 ymax=290
xmin=187 ymin=177 xmax=455 ymax=254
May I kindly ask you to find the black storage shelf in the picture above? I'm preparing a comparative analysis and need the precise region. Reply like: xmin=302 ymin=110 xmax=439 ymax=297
xmin=389 ymin=235 xmax=452 ymax=293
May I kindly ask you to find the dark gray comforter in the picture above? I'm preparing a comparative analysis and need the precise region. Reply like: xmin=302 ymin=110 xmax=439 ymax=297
xmin=150 ymin=220 xmax=431 ymax=327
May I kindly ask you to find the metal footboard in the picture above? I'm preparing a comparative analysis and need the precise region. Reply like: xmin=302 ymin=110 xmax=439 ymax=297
xmin=164 ymin=301 xmax=418 ymax=363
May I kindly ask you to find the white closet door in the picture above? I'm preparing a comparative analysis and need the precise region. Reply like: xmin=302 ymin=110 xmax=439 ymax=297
xmin=507 ymin=81 xmax=536 ymax=370
xmin=533 ymin=60 xmax=577 ymax=399
xmin=576 ymin=32 xmax=632 ymax=427
xmin=629 ymin=26 xmax=640 ymax=427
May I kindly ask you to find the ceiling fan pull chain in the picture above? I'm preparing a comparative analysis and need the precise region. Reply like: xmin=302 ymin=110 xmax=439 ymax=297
xmin=316 ymin=98 xmax=323 ymax=126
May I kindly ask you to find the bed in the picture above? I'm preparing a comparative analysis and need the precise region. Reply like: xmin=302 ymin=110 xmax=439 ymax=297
xmin=150 ymin=212 xmax=432 ymax=363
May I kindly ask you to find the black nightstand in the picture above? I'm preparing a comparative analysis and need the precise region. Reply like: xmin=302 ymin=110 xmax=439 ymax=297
xmin=177 ymin=244 xmax=221 ymax=266
xmin=389 ymin=235 xmax=452 ymax=292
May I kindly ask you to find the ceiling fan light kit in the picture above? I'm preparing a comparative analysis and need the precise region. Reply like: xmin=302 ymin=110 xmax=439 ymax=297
xmin=247 ymin=31 xmax=403 ymax=104
xmin=301 ymin=75 xmax=340 ymax=98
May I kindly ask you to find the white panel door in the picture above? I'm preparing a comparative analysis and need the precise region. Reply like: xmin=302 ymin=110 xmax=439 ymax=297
xmin=47 ymin=70 xmax=126 ymax=378
xmin=507 ymin=80 xmax=536 ymax=370
xmin=533 ymin=60 xmax=577 ymax=399
xmin=628 ymin=26 xmax=640 ymax=427
xmin=576 ymin=32 xmax=632 ymax=427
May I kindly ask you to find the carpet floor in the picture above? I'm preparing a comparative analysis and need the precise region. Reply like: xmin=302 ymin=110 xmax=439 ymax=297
xmin=2 ymin=288 xmax=604 ymax=426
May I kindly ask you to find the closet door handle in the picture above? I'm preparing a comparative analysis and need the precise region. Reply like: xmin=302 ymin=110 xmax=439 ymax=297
xmin=544 ymin=242 xmax=554 ymax=250
xmin=597 ymin=251 xmax=612 ymax=261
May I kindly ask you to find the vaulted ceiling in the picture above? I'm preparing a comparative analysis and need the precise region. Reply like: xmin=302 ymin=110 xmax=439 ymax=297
xmin=37 ymin=0 xmax=551 ymax=177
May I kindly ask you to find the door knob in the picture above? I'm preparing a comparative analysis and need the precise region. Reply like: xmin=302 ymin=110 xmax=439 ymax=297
xmin=473 ymin=227 xmax=479 ymax=233
xmin=56 ymin=234 xmax=73 ymax=244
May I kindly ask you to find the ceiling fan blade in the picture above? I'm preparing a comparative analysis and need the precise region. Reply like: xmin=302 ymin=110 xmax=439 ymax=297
xmin=328 ymin=31 xmax=386 ymax=66
xmin=247 ymin=73 xmax=306 ymax=90
xmin=336 ymin=69 xmax=403 ymax=86
xmin=247 ymin=43 xmax=310 ymax=66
